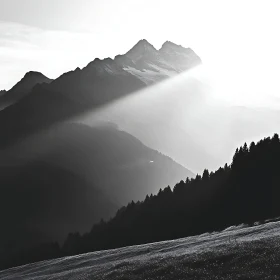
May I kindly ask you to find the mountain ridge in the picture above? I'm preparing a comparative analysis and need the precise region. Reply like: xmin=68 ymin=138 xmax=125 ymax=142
xmin=0 ymin=39 xmax=201 ymax=148
xmin=0 ymin=71 xmax=52 ymax=109
xmin=0 ymin=121 xmax=194 ymax=269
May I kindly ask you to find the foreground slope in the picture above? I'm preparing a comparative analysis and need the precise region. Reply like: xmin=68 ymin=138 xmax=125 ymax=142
xmin=1 ymin=219 xmax=280 ymax=279
xmin=2 ymin=134 xmax=280 ymax=271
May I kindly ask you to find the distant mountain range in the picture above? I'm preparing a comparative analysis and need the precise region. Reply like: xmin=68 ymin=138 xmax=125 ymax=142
xmin=0 ymin=40 xmax=201 ymax=147
xmin=0 ymin=40 xmax=198 ymax=268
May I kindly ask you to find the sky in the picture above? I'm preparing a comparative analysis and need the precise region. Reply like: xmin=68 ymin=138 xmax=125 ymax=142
xmin=1 ymin=0 xmax=280 ymax=97
xmin=1 ymin=0 xmax=280 ymax=173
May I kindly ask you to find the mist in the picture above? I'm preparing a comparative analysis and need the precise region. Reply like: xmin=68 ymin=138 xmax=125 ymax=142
xmin=78 ymin=63 xmax=280 ymax=173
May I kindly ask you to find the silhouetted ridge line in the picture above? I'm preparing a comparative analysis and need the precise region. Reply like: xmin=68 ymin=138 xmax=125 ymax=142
xmin=0 ymin=71 xmax=52 ymax=110
xmin=61 ymin=133 xmax=280 ymax=253
xmin=2 ymin=133 xmax=280 ymax=270
xmin=0 ymin=40 xmax=200 ymax=148
xmin=0 ymin=121 xmax=192 ymax=270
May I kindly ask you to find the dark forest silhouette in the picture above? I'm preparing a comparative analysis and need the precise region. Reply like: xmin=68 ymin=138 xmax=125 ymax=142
xmin=2 ymin=133 xmax=280 ymax=270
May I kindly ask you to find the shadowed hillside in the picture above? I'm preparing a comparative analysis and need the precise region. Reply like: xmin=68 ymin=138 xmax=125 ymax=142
xmin=0 ymin=122 xmax=192 ymax=270
xmin=1 ymin=133 xmax=280 ymax=270
xmin=62 ymin=134 xmax=280 ymax=255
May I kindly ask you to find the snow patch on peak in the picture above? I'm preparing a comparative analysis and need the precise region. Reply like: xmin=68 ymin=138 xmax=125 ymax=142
xmin=86 ymin=57 xmax=127 ymax=76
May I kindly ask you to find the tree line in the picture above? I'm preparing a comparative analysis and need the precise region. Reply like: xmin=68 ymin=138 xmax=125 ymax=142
xmin=2 ymin=134 xmax=280 ymax=270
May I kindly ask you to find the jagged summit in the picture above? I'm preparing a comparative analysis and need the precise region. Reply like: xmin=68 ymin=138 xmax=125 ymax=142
xmin=159 ymin=41 xmax=197 ymax=57
xmin=85 ymin=57 xmax=127 ymax=76
xmin=0 ymin=39 xmax=201 ymax=110
xmin=125 ymin=39 xmax=157 ymax=61
xmin=160 ymin=41 xmax=186 ymax=51
xmin=130 ymin=39 xmax=156 ymax=50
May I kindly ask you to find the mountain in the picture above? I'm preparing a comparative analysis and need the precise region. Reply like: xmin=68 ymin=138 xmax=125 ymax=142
xmin=0 ymin=40 xmax=201 ymax=148
xmin=61 ymin=134 xmax=280 ymax=257
xmin=0 ymin=161 xmax=118 ymax=269
xmin=0 ymin=122 xmax=193 ymax=269
xmin=45 ymin=39 xmax=200 ymax=103
xmin=115 ymin=39 xmax=201 ymax=84
xmin=2 ymin=133 xmax=280 ymax=269
xmin=6 ymin=122 xmax=194 ymax=204
xmin=0 ymin=71 xmax=52 ymax=109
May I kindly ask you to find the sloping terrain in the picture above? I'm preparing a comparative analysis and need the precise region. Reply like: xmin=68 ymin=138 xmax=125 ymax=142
xmin=116 ymin=39 xmax=201 ymax=85
xmin=0 ymin=122 xmax=193 ymax=269
xmin=0 ymin=40 xmax=200 ymax=148
xmin=0 ymin=161 xmax=119 ymax=271
xmin=1 ymin=220 xmax=280 ymax=279
xmin=0 ymin=71 xmax=52 ymax=109
xmin=5 ymin=122 xmax=193 ymax=205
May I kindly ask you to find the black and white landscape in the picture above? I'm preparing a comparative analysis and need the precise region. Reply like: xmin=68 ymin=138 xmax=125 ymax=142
xmin=2 ymin=219 xmax=280 ymax=279
xmin=1 ymin=1 xmax=280 ymax=279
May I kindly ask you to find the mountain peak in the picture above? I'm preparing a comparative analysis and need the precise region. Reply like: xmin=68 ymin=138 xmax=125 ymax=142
xmin=125 ymin=39 xmax=157 ymax=61
xmin=134 ymin=39 xmax=154 ymax=47
xmin=6 ymin=71 xmax=52 ymax=98
xmin=160 ymin=41 xmax=188 ymax=52
xmin=23 ymin=71 xmax=48 ymax=79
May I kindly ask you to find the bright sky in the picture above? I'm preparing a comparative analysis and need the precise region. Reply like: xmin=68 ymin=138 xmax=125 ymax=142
xmin=1 ymin=0 xmax=280 ymax=100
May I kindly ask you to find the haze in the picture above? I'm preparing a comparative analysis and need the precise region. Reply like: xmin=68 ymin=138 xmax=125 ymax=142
xmin=2 ymin=0 xmax=280 ymax=174
xmin=1 ymin=0 xmax=280 ymax=99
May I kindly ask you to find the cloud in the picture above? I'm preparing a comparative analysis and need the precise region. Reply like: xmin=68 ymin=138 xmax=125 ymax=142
xmin=0 ymin=21 xmax=104 ymax=89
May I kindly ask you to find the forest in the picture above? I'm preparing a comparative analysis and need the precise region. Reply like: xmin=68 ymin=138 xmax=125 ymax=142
xmin=2 ymin=133 xmax=280 ymax=270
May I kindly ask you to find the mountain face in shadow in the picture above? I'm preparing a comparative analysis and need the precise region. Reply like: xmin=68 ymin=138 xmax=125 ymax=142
xmin=0 ymin=40 xmax=199 ymax=269
xmin=7 ymin=122 xmax=194 ymax=205
xmin=0 ymin=122 xmax=193 ymax=269
xmin=0 ymin=162 xmax=117 ymax=243
xmin=0 ymin=71 xmax=52 ymax=110
xmin=3 ymin=133 xmax=280 ymax=270
xmin=0 ymin=40 xmax=201 ymax=148
xmin=60 ymin=134 xmax=280 ymax=256
xmin=0 ymin=161 xmax=118 ymax=269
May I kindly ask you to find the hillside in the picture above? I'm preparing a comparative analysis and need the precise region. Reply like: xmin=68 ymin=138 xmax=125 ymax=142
xmin=1 ymin=133 xmax=280 ymax=270
xmin=0 ymin=71 xmax=52 ymax=109
xmin=61 ymin=134 xmax=280 ymax=256
xmin=0 ymin=122 xmax=193 ymax=269
xmin=1 ymin=220 xmax=280 ymax=279
xmin=6 ymin=122 xmax=193 ymax=204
